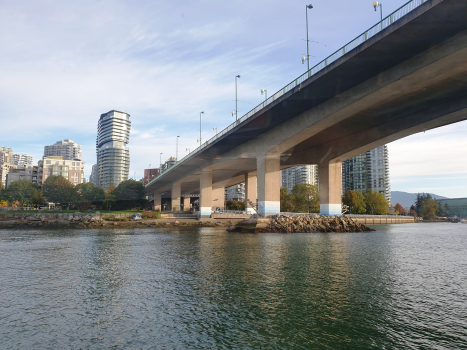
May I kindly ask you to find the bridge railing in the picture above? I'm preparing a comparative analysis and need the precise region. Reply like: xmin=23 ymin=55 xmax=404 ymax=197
xmin=149 ymin=0 xmax=429 ymax=185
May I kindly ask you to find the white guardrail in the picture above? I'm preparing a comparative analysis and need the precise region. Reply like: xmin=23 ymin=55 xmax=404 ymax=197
xmin=147 ymin=0 xmax=429 ymax=188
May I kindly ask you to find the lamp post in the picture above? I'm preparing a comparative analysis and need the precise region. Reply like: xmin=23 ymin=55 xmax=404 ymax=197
xmin=213 ymin=127 xmax=218 ymax=135
xmin=373 ymin=1 xmax=383 ymax=27
xmin=176 ymin=136 xmax=180 ymax=161
xmin=160 ymin=152 xmax=163 ymax=167
xmin=235 ymin=75 xmax=240 ymax=121
xmin=304 ymin=4 xmax=313 ymax=76
xmin=186 ymin=147 xmax=190 ymax=153
xmin=260 ymin=88 xmax=267 ymax=101
xmin=199 ymin=111 xmax=204 ymax=145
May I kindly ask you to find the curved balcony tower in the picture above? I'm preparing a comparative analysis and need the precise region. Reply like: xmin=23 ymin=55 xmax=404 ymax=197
xmin=96 ymin=110 xmax=131 ymax=189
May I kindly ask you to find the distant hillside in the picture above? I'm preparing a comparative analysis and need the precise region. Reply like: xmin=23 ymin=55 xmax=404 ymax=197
xmin=391 ymin=191 xmax=449 ymax=208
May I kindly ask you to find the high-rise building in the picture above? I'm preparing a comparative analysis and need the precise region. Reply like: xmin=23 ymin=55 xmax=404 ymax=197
xmin=90 ymin=164 xmax=98 ymax=185
xmin=11 ymin=153 xmax=33 ymax=166
xmin=0 ymin=147 xmax=15 ymax=187
xmin=96 ymin=110 xmax=131 ymax=189
xmin=44 ymin=139 xmax=83 ymax=160
xmin=6 ymin=165 xmax=38 ymax=188
xmin=281 ymin=165 xmax=318 ymax=193
xmin=225 ymin=183 xmax=245 ymax=202
xmin=342 ymin=145 xmax=390 ymax=202
xmin=38 ymin=156 xmax=84 ymax=185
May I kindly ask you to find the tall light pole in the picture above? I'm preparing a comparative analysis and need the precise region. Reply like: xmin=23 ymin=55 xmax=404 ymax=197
xmin=261 ymin=89 xmax=267 ymax=101
xmin=186 ymin=147 xmax=190 ymax=153
xmin=213 ymin=126 xmax=217 ymax=135
xmin=235 ymin=75 xmax=240 ymax=121
xmin=373 ymin=1 xmax=383 ymax=27
xmin=304 ymin=4 xmax=313 ymax=76
xmin=176 ymin=136 xmax=180 ymax=161
xmin=160 ymin=152 xmax=163 ymax=167
xmin=199 ymin=111 xmax=204 ymax=145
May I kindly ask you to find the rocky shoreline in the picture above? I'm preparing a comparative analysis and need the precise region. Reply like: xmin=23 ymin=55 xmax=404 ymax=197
xmin=0 ymin=213 xmax=374 ymax=233
xmin=230 ymin=214 xmax=374 ymax=233
xmin=0 ymin=212 xmax=231 ymax=229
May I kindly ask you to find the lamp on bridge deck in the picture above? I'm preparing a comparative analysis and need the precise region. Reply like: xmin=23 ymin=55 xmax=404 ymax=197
xmin=373 ymin=1 xmax=383 ymax=23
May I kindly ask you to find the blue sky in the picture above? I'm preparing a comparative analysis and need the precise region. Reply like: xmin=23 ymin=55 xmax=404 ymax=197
xmin=0 ymin=0 xmax=466 ymax=198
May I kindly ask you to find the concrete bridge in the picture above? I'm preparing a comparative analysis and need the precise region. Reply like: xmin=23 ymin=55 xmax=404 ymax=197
xmin=146 ymin=0 xmax=467 ymax=217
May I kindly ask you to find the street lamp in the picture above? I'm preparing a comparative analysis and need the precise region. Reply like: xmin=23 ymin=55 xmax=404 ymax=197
xmin=373 ymin=1 xmax=383 ymax=26
xmin=199 ymin=111 xmax=204 ymax=145
xmin=235 ymin=75 xmax=240 ymax=121
xmin=304 ymin=4 xmax=313 ymax=76
xmin=186 ymin=147 xmax=190 ymax=153
xmin=260 ymin=88 xmax=267 ymax=101
xmin=160 ymin=152 xmax=163 ymax=167
xmin=176 ymin=136 xmax=180 ymax=161
xmin=213 ymin=126 xmax=217 ymax=135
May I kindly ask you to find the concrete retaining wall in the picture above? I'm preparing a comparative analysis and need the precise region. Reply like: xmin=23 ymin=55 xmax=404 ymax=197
xmin=347 ymin=215 xmax=417 ymax=225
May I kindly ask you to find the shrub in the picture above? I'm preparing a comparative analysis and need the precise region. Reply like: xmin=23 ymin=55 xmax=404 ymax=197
xmin=142 ymin=210 xmax=160 ymax=219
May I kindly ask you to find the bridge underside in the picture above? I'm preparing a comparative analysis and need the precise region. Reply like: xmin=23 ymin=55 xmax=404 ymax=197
xmin=147 ymin=0 xmax=467 ymax=216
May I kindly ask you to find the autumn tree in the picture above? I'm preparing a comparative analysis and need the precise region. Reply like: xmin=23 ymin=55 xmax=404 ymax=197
xmin=395 ymin=203 xmax=405 ymax=215
xmin=343 ymin=190 xmax=366 ymax=214
xmin=3 ymin=180 xmax=38 ymax=208
xmin=364 ymin=189 xmax=389 ymax=215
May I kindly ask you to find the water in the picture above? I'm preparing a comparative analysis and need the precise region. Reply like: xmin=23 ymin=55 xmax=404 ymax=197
xmin=0 ymin=223 xmax=466 ymax=349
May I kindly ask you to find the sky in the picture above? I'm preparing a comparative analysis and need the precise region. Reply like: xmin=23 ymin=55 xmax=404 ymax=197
xmin=0 ymin=0 xmax=466 ymax=198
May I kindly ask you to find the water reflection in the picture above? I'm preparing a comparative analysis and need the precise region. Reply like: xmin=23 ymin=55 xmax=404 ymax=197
xmin=0 ymin=224 xmax=466 ymax=348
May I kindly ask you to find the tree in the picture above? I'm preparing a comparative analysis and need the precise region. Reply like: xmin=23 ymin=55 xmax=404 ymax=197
xmin=291 ymin=183 xmax=319 ymax=213
xmin=395 ymin=203 xmax=405 ymax=215
xmin=31 ymin=188 xmax=46 ymax=207
xmin=3 ymin=180 xmax=38 ymax=208
xmin=111 ymin=179 xmax=146 ymax=210
xmin=43 ymin=175 xmax=78 ymax=207
xmin=75 ymin=182 xmax=105 ymax=202
xmin=364 ymin=189 xmax=389 ymax=215
xmin=280 ymin=187 xmax=294 ymax=212
xmin=420 ymin=198 xmax=439 ymax=220
xmin=415 ymin=193 xmax=432 ymax=215
xmin=343 ymin=190 xmax=366 ymax=214
xmin=226 ymin=200 xmax=246 ymax=211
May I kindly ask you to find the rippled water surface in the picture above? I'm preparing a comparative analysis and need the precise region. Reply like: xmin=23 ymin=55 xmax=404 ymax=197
xmin=1 ymin=223 xmax=466 ymax=349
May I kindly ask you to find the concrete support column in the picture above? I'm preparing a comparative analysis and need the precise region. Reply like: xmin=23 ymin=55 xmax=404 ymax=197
xmin=171 ymin=181 xmax=181 ymax=212
xmin=212 ymin=187 xmax=225 ymax=210
xmin=183 ymin=197 xmax=191 ymax=212
xmin=318 ymin=162 xmax=342 ymax=215
xmin=199 ymin=169 xmax=212 ymax=217
xmin=245 ymin=173 xmax=257 ymax=214
xmin=154 ymin=193 xmax=161 ymax=211
xmin=257 ymin=155 xmax=280 ymax=215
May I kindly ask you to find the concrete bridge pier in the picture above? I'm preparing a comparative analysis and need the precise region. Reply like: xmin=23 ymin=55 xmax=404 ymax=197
xmin=154 ymin=193 xmax=162 ymax=211
xmin=245 ymin=173 xmax=257 ymax=214
xmin=212 ymin=187 xmax=225 ymax=210
xmin=171 ymin=181 xmax=181 ymax=212
xmin=319 ymin=162 xmax=343 ymax=215
xmin=183 ymin=197 xmax=191 ymax=212
xmin=200 ymin=169 xmax=213 ymax=218
xmin=257 ymin=155 xmax=281 ymax=215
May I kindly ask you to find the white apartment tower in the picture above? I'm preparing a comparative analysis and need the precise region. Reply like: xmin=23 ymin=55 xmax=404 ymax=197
xmin=342 ymin=145 xmax=391 ymax=202
xmin=44 ymin=139 xmax=83 ymax=161
xmin=96 ymin=110 xmax=131 ymax=189
xmin=281 ymin=165 xmax=319 ymax=193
